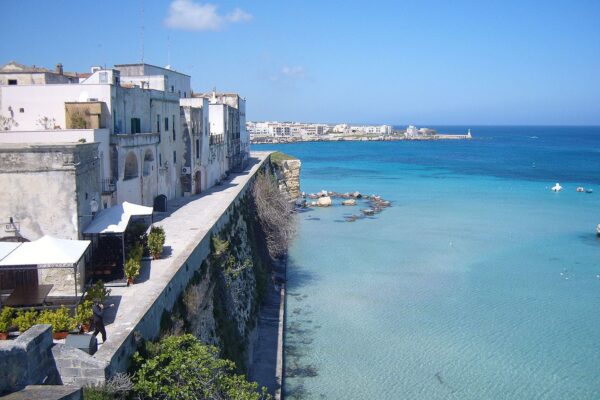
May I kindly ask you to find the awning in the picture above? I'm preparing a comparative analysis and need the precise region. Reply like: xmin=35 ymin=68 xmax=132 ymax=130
xmin=0 ymin=236 xmax=90 ymax=266
xmin=0 ymin=242 xmax=20 ymax=262
xmin=83 ymin=201 xmax=153 ymax=234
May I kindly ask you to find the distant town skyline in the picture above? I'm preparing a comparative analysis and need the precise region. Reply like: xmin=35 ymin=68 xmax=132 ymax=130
xmin=1 ymin=0 xmax=599 ymax=125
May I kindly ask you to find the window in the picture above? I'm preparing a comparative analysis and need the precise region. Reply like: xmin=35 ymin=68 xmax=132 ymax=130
xmin=156 ymin=114 xmax=161 ymax=132
xmin=196 ymin=139 xmax=200 ymax=158
xmin=172 ymin=115 xmax=176 ymax=141
xmin=173 ymin=151 xmax=177 ymax=164
xmin=8 ymin=79 xmax=17 ymax=85
xmin=171 ymin=85 xmax=174 ymax=92
xmin=130 ymin=118 xmax=141 ymax=134
xmin=19 ymin=108 xmax=24 ymax=113
xmin=143 ymin=150 xmax=154 ymax=176
xmin=165 ymin=117 xmax=169 ymax=131
xmin=159 ymin=153 xmax=162 ymax=167
xmin=184 ymin=91 xmax=187 ymax=98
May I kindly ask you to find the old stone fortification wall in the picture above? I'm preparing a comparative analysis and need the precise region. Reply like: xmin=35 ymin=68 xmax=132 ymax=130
xmin=52 ymin=155 xmax=277 ymax=386
xmin=0 ymin=325 xmax=59 ymax=395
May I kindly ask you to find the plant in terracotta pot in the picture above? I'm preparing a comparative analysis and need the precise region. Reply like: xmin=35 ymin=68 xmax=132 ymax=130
xmin=0 ymin=307 xmax=14 ymax=340
xmin=125 ymin=243 xmax=143 ymax=285
xmin=85 ymin=280 xmax=111 ymax=303
xmin=13 ymin=309 xmax=38 ymax=334
xmin=147 ymin=226 xmax=166 ymax=260
xmin=76 ymin=300 xmax=94 ymax=332
xmin=39 ymin=306 xmax=76 ymax=340
xmin=125 ymin=256 xmax=141 ymax=286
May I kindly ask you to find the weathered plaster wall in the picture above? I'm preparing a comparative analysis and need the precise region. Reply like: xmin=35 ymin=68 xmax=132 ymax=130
xmin=0 ymin=143 xmax=100 ymax=295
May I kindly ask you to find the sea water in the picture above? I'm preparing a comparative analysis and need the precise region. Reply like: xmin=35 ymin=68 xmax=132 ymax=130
xmin=255 ymin=126 xmax=600 ymax=399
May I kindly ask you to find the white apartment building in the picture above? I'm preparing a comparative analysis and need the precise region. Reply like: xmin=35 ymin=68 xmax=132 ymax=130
xmin=0 ymin=65 xmax=187 ymax=208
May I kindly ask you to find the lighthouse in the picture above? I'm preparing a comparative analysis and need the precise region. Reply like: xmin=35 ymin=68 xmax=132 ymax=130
xmin=467 ymin=129 xmax=472 ymax=139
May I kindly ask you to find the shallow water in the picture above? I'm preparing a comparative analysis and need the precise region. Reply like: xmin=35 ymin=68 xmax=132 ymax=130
xmin=255 ymin=126 xmax=600 ymax=399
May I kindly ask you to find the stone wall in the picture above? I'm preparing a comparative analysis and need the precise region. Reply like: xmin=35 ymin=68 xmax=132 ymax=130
xmin=0 ymin=325 xmax=59 ymax=395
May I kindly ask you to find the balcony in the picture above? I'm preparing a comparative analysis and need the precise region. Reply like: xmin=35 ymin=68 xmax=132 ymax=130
xmin=101 ymin=177 xmax=116 ymax=194
xmin=110 ymin=132 xmax=160 ymax=148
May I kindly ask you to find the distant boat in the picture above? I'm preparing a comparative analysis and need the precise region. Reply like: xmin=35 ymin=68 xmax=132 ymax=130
xmin=530 ymin=136 xmax=539 ymax=139
xmin=551 ymin=183 xmax=562 ymax=192
xmin=576 ymin=187 xmax=585 ymax=192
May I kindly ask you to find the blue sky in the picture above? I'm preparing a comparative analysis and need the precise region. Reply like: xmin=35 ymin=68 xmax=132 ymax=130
xmin=1 ymin=0 xmax=599 ymax=125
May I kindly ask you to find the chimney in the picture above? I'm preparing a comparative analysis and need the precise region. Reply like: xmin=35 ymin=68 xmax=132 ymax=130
xmin=55 ymin=63 xmax=63 ymax=75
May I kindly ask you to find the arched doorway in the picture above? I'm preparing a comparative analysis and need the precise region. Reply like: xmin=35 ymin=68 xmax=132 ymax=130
xmin=194 ymin=171 xmax=202 ymax=194
xmin=124 ymin=151 xmax=139 ymax=180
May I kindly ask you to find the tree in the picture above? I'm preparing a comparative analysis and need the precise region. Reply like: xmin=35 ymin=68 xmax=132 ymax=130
xmin=132 ymin=334 xmax=270 ymax=400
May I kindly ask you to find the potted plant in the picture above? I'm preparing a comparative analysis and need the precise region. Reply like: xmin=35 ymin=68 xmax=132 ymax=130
xmin=125 ymin=256 xmax=141 ymax=286
xmin=147 ymin=226 xmax=166 ymax=260
xmin=75 ymin=300 xmax=94 ymax=332
xmin=50 ymin=306 xmax=77 ymax=340
xmin=85 ymin=280 xmax=111 ymax=303
xmin=0 ymin=307 xmax=14 ymax=340
xmin=13 ymin=309 xmax=38 ymax=334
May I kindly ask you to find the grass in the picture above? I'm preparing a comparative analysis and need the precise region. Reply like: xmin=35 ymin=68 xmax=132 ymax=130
xmin=269 ymin=151 xmax=297 ymax=164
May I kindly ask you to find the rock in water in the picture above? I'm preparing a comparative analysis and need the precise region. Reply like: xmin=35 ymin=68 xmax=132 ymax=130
xmin=342 ymin=199 xmax=357 ymax=206
xmin=317 ymin=196 xmax=332 ymax=207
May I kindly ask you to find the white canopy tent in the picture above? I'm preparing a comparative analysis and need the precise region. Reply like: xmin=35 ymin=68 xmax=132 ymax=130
xmin=0 ymin=236 xmax=90 ymax=266
xmin=82 ymin=201 xmax=154 ymax=281
xmin=83 ymin=201 xmax=154 ymax=235
xmin=0 ymin=242 xmax=20 ymax=262
xmin=0 ymin=236 xmax=91 ymax=302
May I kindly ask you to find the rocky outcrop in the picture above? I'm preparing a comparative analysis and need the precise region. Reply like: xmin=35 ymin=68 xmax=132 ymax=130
xmin=317 ymin=196 xmax=332 ymax=207
xmin=342 ymin=199 xmax=356 ymax=206
xmin=272 ymin=158 xmax=301 ymax=199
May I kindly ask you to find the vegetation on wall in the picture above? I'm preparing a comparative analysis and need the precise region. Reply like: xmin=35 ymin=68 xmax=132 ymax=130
xmin=252 ymin=169 xmax=296 ymax=258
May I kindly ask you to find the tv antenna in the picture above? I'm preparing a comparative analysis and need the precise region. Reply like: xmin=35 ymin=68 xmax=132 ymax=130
xmin=140 ymin=0 xmax=145 ymax=63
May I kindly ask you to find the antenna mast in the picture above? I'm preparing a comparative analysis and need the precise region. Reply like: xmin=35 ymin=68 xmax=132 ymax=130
xmin=140 ymin=0 xmax=145 ymax=63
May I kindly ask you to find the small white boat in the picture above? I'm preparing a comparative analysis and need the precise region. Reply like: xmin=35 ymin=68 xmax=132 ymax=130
xmin=551 ymin=183 xmax=562 ymax=192
xmin=576 ymin=187 xmax=585 ymax=192
xmin=586 ymin=189 xmax=593 ymax=194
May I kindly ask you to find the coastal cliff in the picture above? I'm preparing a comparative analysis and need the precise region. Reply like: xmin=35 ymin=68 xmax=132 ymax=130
xmin=270 ymin=152 xmax=301 ymax=199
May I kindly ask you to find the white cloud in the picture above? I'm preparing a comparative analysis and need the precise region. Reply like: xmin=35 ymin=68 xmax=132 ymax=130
xmin=270 ymin=66 xmax=308 ymax=82
xmin=165 ymin=0 xmax=252 ymax=31
xmin=227 ymin=7 xmax=252 ymax=23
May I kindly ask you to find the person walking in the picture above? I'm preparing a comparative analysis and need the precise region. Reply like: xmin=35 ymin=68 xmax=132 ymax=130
xmin=92 ymin=300 xmax=114 ymax=343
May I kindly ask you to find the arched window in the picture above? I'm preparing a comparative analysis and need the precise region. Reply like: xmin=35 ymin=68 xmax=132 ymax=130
xmin=123 ymin=151 xmax=139 ymax=180
xmin=143 ymin=150 xmax=154 ymax=176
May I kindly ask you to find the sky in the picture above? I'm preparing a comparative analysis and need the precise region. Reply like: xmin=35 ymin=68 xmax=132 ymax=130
xmin=1 ymin=0 xmax=599 ymax=125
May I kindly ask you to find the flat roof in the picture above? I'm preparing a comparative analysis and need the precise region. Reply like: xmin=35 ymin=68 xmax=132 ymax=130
xmin=114 ymin=63 xmax=191 ymax=77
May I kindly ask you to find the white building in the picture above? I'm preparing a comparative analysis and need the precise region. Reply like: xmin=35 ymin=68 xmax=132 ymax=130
xmin=0 ymin=63 xmax=189 ymax=208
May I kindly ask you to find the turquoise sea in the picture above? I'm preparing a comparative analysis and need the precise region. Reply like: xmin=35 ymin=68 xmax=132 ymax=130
xmin=255 ymin=126 xmax=600 ymax=400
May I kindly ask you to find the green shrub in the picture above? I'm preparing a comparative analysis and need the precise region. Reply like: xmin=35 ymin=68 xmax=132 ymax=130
xmin=85 ymin=281 xmax=111 ymax=303
xmin=76 ymin=300 xmax=94 ymax=326
xmin=125 ymin=257 xmax=141 ymax=280
xmin=14 ymin=309 xmax=38 ymax=333
xmin=131 ymin=334 xmax=270 ymax=400
xmin=147 ymin=226 xmax=165 ymax=259
xmin=0 ymin=307 xmax=14 ymax=332
xmin=37 ymin=306 xmax=76 ymax=332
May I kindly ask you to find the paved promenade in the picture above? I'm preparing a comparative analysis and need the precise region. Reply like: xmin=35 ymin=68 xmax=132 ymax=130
xmin=94 ymin=152 xmax=271 ymax=365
